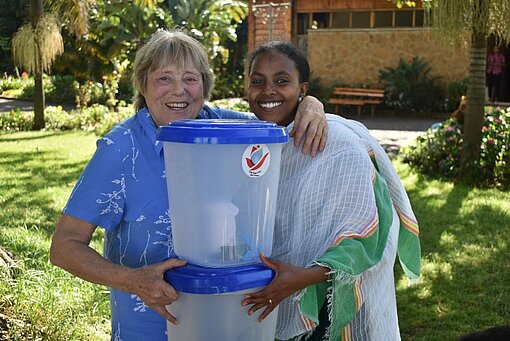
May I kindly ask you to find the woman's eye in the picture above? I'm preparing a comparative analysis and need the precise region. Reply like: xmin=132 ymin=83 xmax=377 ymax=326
xmin=185 ymin=77 xmax=198 ymax=82
xmin=250 ymin=79 xmax=262 ymax=86
xmin=277 ymin=78 xmax=289 ymax=84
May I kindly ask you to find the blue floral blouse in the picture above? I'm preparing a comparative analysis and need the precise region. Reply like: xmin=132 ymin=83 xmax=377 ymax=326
xmin=63 ymin=106 xmax=254 ymax=341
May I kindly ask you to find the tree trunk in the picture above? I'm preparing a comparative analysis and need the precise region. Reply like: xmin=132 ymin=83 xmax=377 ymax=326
xmin=30 ymin=0 xmax=45 ymax=130
xmin=460 ymin=0 xmax=488 ymax=176
xmin=33 ymin=73 xmax=45 ymax=129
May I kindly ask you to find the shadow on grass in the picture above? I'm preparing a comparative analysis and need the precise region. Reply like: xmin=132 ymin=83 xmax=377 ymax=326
xmin=397 ymin=181 xmax=510 ymax=341
xmin=0 ymin=132 xmax=60 ymax=142
xmin=0 ymin=146 xmax=108 ymax=268
xmin=0 ymin=148 xmax=87 ymax=237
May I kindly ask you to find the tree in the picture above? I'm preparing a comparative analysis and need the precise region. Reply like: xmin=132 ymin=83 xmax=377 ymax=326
xmin=391 ymin=0 xmax=510 ymax=177
xmin=11 ymin=0 xmax=93 ymax=130
xmin=84 ymin=1 xmax=173 ymax=75
xmin=167 ymin=0 xmax=248 ymax=65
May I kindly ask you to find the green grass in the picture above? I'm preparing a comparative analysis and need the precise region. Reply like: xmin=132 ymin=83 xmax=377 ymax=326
xmin=394 ymin=160 xmax=510 ymax=340
xmin=0 ymin=131 xmax=509 ymax=340
xmin=0 ymin=131 xmax=110 ymax=340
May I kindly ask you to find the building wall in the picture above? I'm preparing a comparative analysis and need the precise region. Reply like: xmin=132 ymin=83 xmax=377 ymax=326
xmin=307 ymin=28 xmax=470 ymax=87
xmin=248 ymin=1 xmax=292 ymax=51
xmin=294 ymin=0 xmax=417 ymax=11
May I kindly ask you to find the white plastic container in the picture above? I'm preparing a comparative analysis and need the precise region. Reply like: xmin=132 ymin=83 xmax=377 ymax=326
xmin=158 ymin=120 xmax=288 ymax=267
xmin=164 ymin=263 xmax=278 ymax=341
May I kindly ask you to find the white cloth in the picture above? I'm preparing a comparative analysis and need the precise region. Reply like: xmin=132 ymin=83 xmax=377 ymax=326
xmin=272 ymin=114 xmax=418 ymax=340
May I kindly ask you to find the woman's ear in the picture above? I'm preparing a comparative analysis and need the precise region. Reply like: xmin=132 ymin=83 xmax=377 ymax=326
xmin=300 ymin=82 xmax=309 ymax=98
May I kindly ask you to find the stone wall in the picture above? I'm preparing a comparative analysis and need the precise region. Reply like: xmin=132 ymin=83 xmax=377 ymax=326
xmin=307 ymin=29 xmax=470 ymax=88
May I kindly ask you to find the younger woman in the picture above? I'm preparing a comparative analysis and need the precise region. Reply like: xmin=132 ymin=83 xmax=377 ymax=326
xmin=241 ymin=41 xmax=421 ymax=341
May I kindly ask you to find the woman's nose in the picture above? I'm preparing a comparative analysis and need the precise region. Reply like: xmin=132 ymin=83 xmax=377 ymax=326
xmin=262 ymin=82 xmax=276 ymax=94
xmin=170 ymin=80 xmax=185 ymax=95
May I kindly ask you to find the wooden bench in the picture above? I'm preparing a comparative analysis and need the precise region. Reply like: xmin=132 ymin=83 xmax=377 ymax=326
xmin=328 ymin=87 xmax=385 ymax=116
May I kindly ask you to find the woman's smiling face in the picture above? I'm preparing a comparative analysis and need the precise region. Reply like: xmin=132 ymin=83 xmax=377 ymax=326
xmin=143 ymin=63 xmax=204 ymax=126
xmin=248 ymin=50 xmax=307 ymax=126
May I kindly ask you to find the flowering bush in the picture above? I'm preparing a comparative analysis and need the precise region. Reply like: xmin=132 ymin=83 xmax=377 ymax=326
xmin=0 ymin=97 xmax=251 ymax=135
xmin=0 ymin=104 xmax=132 ymax=136
xmin=0 ymin=74 xmax=32 ymax=93
xmin=0 ymin=108 xmax=34 ymax=131
xmin=402 ymin=107 xmax=510 ymax=189
xmin=0 ymin=74 xmax=130 ymax=108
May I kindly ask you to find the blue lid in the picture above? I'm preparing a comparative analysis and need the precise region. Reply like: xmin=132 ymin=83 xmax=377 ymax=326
xmin=164 ymin=263 xmax=275 ymax=294
xmin=157 ymin=119 xmax=289 ymax=144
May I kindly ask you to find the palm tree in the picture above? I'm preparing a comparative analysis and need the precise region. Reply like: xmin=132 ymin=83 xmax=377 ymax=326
xmin=392 ymin=0 xmax=510 ymax=176
xmin=11 ymin=0 xmax=93 ymax=130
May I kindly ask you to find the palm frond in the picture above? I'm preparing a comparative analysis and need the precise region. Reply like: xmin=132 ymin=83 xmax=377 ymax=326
xmin=46 ymin=0 xmax=94 ymax=38
xmin=12 ymin=14 xmax=64 ymax=74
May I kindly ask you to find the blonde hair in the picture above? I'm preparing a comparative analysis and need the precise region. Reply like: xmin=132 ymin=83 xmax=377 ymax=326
xmin=132 ymin=29 xmax=215 ymax=111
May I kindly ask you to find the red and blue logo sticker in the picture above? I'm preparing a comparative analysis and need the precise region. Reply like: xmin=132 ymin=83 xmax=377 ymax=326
xmin=242 ymin=144 xmax=270 ymax=177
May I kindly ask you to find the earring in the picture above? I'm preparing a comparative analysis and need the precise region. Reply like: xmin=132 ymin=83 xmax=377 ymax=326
xmin=298 ymin=96 xmax=303 ymax=103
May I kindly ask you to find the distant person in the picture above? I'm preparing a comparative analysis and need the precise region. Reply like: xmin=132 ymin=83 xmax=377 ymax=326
xmin=487 ymin=46 xmax=506 ymax=102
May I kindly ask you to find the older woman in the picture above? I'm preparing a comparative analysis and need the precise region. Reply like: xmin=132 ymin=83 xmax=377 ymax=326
xmin=241 ymin=41 xmax=421 ymax=340
xmin=49 ymin=30 xmax=327 ymax=341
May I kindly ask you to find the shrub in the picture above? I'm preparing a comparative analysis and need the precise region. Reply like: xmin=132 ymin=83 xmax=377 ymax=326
xmin=1 ymin=74 xmax=129 ymax=108
xmin=45 ymin=75 xmax=80 ymax=104
xmin=90 ymin=106 xmax=132 ymax=136
xmin=307 ymin=74 xmax=339 ymax=113
xmin=0 ymin=104 xmax=133 ymax=136
xmin=44 ymin=106 xmax=79 ymax=130
xmin=209 ymin=98 xmax=250 ymax=112
xmin=211 ymin=70 xmax=245 ymax=100
xmin=379 ymin=57 xmax=445 ymax=114
xmin=0 ymin=108 xmax=34 ymax=131
xmin=75 ymin=81 xmax=107 ymax=108
xmin=402 ymin=107 xmax=510 ymax=189
xmin=0 ymin=97 xmax=255 ymax=135
xmin=0 ymin=74 xmax=31 ymax=92
xmin=445 ymin=79 xmax=468 ymax=113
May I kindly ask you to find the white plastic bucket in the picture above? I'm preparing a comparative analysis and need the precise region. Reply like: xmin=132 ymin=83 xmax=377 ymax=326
xmin=158 ymin=120 xmax=288 ymax=267
xmin=164 ymin=263 xmax=278 ymax=341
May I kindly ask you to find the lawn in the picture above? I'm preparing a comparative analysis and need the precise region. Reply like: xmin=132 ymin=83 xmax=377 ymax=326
xmin=0 ymin=130 xmax=509 ymax=340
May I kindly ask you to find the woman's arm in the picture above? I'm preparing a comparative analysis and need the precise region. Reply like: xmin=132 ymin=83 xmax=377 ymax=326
xmin=208 ymin=95 xmax=328 ymax=156
xmin=241 ymin=253 xmax=329 ymax=321
xmin=50 ymin=214 xmax=187 ymax=324
xmin=292 ymin=96 xmax=328 ymax=157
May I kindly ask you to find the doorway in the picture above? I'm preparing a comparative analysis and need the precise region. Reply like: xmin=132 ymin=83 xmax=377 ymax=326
xmin=487 ymin=36 xmax=510 ymax=103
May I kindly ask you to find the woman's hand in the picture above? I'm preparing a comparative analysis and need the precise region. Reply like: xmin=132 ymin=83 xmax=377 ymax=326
xmin=291 ymin=96 xmax=328 ymax=157
xmin=241 ymin=254 xmax=328 ymax=322
xmin=129 ymin=258 xmax=187 ymax=325
xmin=50 ymin=214 xmax=188 ymax=325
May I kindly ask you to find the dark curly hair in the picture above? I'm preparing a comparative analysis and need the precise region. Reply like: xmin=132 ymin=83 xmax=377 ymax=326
xmin=248 ymin=41 xmax=310 ymax=83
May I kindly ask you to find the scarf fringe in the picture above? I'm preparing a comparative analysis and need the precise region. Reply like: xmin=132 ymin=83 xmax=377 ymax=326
xmin=297 ymin=263 xmax=362 ymax=341
xmin=324 ymin=280 xmax=334 ymax=341
xmin=316 ymin=261 xmax=359 ymax=285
